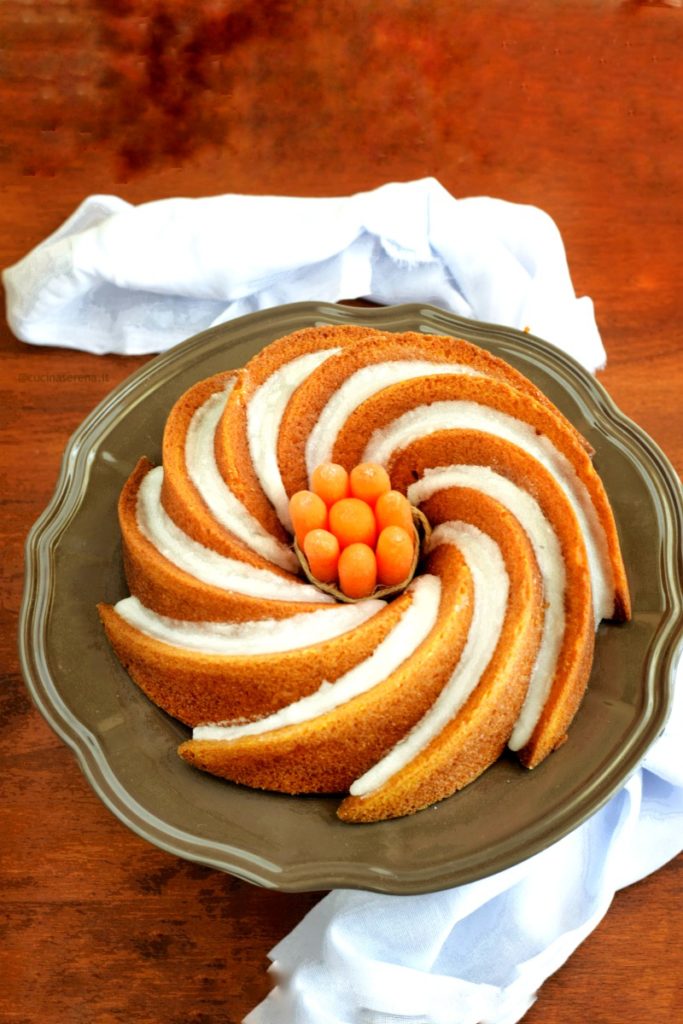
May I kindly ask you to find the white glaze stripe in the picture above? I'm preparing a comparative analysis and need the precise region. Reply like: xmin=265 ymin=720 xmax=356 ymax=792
xmin=409 ymin=465 xmax=567 ymax=749
xmin=364 ymin=400 xmax=613 ymax=623
xmin=185 ymin=383 xmax=298 ymax=571
xmin=305 ymin=361 xmax=479 ymax=475
xmin=350 ymin=522 xmax=508 ymax=797
xmin=114 ymin=594 xmax=384 ymax=656
xmin=137 ymin=467 xmax=333 ymax=603
xmin=192 ymin=574 xmax=441 ymax=738
xmin=248 ymin=349 xmax=342 ymax=529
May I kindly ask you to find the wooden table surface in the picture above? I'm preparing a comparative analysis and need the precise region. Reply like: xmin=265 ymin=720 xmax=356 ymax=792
xmin=2 ymin=2 xmax=682 ymax=1022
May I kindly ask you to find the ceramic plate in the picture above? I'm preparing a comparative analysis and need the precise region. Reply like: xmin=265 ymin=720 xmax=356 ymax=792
xmin=19 ymin=302 xmax=683 ymax=894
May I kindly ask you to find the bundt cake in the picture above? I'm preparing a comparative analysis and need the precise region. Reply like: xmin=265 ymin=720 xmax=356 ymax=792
xmin=98 ymin=322 xmax=631 ymax=822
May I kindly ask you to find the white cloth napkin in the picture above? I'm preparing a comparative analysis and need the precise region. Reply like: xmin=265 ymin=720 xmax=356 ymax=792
xmin=4 ymin=179 xmax=680 ymax=1024
xmin=3 ymin=177 xmax=606 ymax=371
xmin=247 ymin=676 xmax=683 ymax=1024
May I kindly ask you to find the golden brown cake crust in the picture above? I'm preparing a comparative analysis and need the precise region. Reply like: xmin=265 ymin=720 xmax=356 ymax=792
xmin=160 ymin=370 xmax=293 ymax=573
xmin=388 ymin=428 xmax=597 ymax=768
xmin=120 ymin=456 xmax=340 ymax=622
xmin=329 ymin=372 xmax=630 ymax=621
xmin=276 ymin=330 xmax=592 ymax=498
xmin=215 ymin=324 xmax=381 ymax=536
xmin=98 ymin=588 xmax=410 ymax=727
xmin=177 ymin=545 xmax=475 ymax=792
xmin=98 ymin=323 xmax=631 ymax=822
xmin=338 ymin=487 xmax=544 ymax=822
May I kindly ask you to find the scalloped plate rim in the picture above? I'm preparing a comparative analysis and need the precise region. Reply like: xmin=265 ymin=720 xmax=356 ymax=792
xmin=18 ymin=301 xmax=683 ymax=894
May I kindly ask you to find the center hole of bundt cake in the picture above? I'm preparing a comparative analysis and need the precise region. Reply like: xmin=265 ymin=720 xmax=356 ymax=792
xmin=289 ymin=462 xmax=431 ymax=603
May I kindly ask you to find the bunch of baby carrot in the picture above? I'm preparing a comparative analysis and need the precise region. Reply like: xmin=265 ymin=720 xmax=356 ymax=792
xmin=289 ymin=462 xmax=416 ymax=599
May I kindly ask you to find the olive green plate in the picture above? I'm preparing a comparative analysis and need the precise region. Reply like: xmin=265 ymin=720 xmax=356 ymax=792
xmin=19 ymin=302 xmax=683 ymax=894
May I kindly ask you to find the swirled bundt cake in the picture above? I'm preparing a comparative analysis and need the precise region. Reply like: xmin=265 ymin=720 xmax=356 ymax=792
xmin=99 ymin=323 xmax=630 ymax=822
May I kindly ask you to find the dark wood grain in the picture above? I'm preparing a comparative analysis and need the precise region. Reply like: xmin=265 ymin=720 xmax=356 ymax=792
xmin=1 ymin=2 xmax=681 ymax=1022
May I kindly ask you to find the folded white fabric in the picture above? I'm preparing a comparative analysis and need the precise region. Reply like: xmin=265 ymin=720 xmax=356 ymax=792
xmin=248 ymin=669 xmax=683 ymax=1024
xmin=3 ymin=177 xmax=606 ymax=371
xmin=5 ymin=178 xmax=680 ymax=1024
